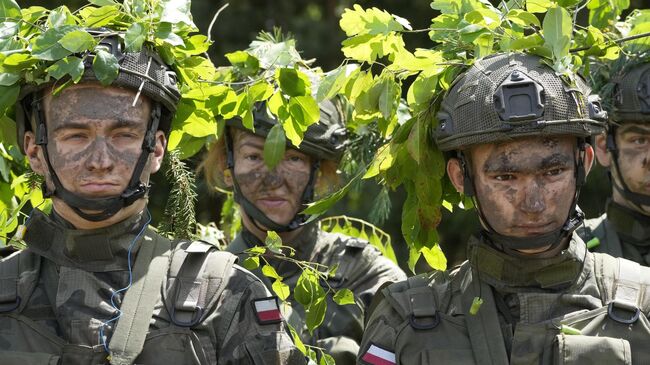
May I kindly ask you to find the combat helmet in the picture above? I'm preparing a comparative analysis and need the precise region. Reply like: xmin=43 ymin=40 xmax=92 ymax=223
xmin=434 ymin=53 xmax=607 ymax=251
xmin=602 ymin=59 xmax=650 ymax=207
xmin=15 ymin=29 xmax=181 ymax=222
xmin=224 ymin=99 xmax=348 ymax=232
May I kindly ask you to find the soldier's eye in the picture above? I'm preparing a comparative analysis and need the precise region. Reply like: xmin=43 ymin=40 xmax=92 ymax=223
xmin=494 ymin=174 xmax=514 ymax=181
xmin=544 ymin=168 xmax=563 ymax=176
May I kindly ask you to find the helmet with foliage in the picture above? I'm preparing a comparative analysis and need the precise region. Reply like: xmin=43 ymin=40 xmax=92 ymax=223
xmin=224 ymin=98 xmax=348 ymax=233
xmin=434 ymin=52 xmax=607 ymax=252
xmin=608 ymin=61 xmax=650 ymax=123
xmin=434 ymin=53 xmax=607 ymax=151
xmin=226 ymin=99 xmax=348 ymax=162
xmin=0 ymin=0 xmax=209 ymax=223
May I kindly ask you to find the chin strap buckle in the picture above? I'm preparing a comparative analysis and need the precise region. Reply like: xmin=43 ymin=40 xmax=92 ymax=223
xmin=121 ymin=184 xmax=149 ymax=206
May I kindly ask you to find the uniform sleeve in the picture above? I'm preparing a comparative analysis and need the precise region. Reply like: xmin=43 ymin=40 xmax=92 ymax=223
xmin=217 ymin=267 xmax=306 ymax=365
xmin=352 ymin=247 xmax=407 ymax=308
xmin=357 ymin=292 xmax=404 ymax=365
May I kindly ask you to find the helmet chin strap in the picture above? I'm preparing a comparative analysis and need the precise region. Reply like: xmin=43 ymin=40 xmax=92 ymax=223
xmin=606 ymin=129 xmax=650 ymax=209
xmin=30 ymin=96 xmax=161 ymax=222
xmin=458 ymin=142 xmax=587 ymax=253
xmin=224 ymin=130 xmax=319 ymax=233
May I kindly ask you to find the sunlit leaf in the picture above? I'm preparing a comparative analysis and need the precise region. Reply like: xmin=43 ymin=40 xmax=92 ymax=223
xmin=263 ymin=124 xmax=286 ymax=170
xmin=58 ymin=30 xmax=96 ymax=53
xmin=333 ymin=288 xmax=356 ymax=305
xmin=92 ymin=48 xmax=119 ymax=85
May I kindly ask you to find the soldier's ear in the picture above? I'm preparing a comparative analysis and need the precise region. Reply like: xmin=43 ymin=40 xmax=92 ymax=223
xmin=593 ymin=134 xmax=611 ymax=168
xmin=149 ymin=131 xmax=167 ymax=174
xmin=447 ymin=157 xmax=465 ymax=194
xmin=583 ymin=143 xmax=595 ymax=176
xmin=24 ymin=131 xmax=46 ymax=176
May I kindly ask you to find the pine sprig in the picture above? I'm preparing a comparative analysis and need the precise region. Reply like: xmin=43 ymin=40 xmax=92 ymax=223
xmin=158 ymin=149 xmax=197 ymax=239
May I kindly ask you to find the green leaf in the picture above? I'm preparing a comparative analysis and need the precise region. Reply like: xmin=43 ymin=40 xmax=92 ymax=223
xmin=31 ymin=25 xmax=77 ymax=61
xmin=247 ymin=82 xmax=273 ymax=103
xmin=302 ymin=172 xmax=360 ymax=215
xmin=0 ymin=0 xmax=20 ymax=19
xmin=92 ymin=49 xmax=119 ymax=85
xmin=2 ymin=53 xmax=38 ymax=72
xmin=80 ymin=5 xmax=119 ymax=27
xmin=159 ymin=0 xmax=195 ymax=27
xmin=339 ymin=4 xmax=405 ymax=37
xmin=378 ymin=77 xmax=400 ymax=120
xmin=155 ymin=22 xmax=185 ymax=47
xmin=47 ymin=6 xmax=77 ymax=27
xmin=364 ymin=143 xmax=395 ymax=179
xmin=248 ymin=38 xmax=302 ymax=69
xmin=0 ymin=84 xmax=19 ymax=115
xmin=225 ymin=51 xmax=260 ymax=77
xmin=0 ymin=73 xmax=19 ymax=86
xmin=543 ymin=6 xmax=572 ymax=61
xmin=89 ymin=0 xmax=117 ymax=5
xmin=125 ymin=23 xmax=147 ymax=52
xmin=262 ymin=264 xmax=281 ymax=279
xmin=58 ymin=30 xmax=96 ymax=53
xmin=421 ymin=244 xmax=447 ymax=271
xmin=277 ymin=68 xmax=311 ymax=97
xmin=46 ymin=56 xmax=84 ymax=82
xmin=509 ymin=33 xmax=544 ymax=50
xmin=272 ymin=279 xmax=290 ymax=301
xmin=526 ymin=0 xmax=552 ymax=13
xmin=333 ymin=288 xmax=356 ymax=305
xmin=263 ymin=124 xmax=286 ymax=170
xmin=319 ymin=352 xmax=336 ymax=365
xmin=241 ymin=256 xmax=260 ymax=270
xmin=265 ymin=230 xmax=283 ymax=252
xmin=506 ymin=10 xmax=541 ymax=27
xmin=317 ymin=64 xmax=359 ymax=102
xmin=305 ymin=297 xmax=327 ymax=334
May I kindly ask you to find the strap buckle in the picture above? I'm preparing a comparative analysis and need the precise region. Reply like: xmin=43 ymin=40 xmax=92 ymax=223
xmin=409 ymin=311 xmax=440 ymax=330
xmin=607 ymin=300 xmax=641 ymax=324
xmin=170 ymin=305 xmax=204 ymax=327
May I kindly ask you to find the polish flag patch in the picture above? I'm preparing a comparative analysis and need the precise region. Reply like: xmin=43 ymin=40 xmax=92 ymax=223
xmin=252 ymin=296 xmax=282 ymax=324
xmin=361 ymin=344 xmax=396 ymax=365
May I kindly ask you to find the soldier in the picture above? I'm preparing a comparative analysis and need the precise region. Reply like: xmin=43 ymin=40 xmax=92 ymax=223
xmin=578 ymin=59 xmax=650 ymax=263
xmin=201 ymin=100 xmax=406 ymax=364
xmin=358 ymin=53 xmax=650 ymax=364
xmin=0 ymin=32 xmax=304 ymax=364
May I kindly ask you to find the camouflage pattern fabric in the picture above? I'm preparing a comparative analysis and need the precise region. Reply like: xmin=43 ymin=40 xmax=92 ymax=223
xmin=359 ymin=233 xmax=650 ymax=365
xmin=0 ymin=209 xmax=305 ymax=365
xmin=227 ymin=223 xmax=406 ymax=365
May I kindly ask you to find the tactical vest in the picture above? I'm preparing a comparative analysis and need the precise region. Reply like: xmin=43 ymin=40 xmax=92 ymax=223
xmin=373 ymin=252 xmax=650 ymax=365
xmin=0 ymin=234 xmax=237 ymax=365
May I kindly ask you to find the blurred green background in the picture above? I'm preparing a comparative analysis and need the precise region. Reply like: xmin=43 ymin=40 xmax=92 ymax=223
xmin=20 ymin=0 xmax=646 ymax=271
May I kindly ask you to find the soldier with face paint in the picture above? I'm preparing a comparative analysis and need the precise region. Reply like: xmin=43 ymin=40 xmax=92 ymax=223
xmin=201 ymin=100 xmax=406 ymax=364
xmin=0 ymin=32 xmax=304 ymax=365
xmin=358 ymin=53 xmax=650 ymax=365
xmin=577 ymin=58 xmax=650 ymax=265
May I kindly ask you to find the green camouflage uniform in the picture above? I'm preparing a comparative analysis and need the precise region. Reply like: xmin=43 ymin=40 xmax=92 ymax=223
xmin=578 ymin=202 xmax=650 ymax=265
xmin=227 ymin=224 xmax=406 ymax=365
xmin=0 ymin=209 xmax=305 ymax=365
xmin=359 ymin=233 xmax=650 ymax=364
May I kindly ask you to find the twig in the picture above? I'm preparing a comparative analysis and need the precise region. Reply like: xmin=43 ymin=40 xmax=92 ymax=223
xmin=570 ymin=31 xmax=650 ymax=52
xmin=207 ymin=3 xmax=230 ymax=43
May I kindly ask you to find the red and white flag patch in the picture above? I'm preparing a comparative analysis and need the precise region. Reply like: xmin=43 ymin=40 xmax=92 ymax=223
xmin=361 ymin=344 xmax=396 ymax=365
xmin=252 ymin=296 xmax=282 ymax=324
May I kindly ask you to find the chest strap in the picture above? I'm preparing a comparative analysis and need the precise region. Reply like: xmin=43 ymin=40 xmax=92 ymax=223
xmin=109 ymin=232 xmax=172 ymax=365
xmin=460 ymin=266 xmax=509 ymax=365
xmin=608 ymin=257 xmax=643 ymax=324
xmin=0 ymin=250 xmax=40 ymax=314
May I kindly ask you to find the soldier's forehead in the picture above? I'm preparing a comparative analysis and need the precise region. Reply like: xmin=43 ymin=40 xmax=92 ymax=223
xmin=618 ymin=123 xmax=650 ymax=134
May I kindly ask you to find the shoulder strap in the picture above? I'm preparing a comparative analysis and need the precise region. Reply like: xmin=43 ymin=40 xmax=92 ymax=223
xmin=109 ymin=231 xmax=172 ymax=365
xmin=594 ymin=254 xmax=650 ymax=323
xmin=458 ymin=264 xmax=509 ymax=365
xmin=582 ymin=216 xmax=623 ymax=257
xmin=164 ymin=240 xmax=237 ymax=327
xmin=0 ymin=250 xmax=41 ymax=314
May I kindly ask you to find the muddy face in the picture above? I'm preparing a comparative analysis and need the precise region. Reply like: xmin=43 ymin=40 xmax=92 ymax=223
xmin=232 ymin=130 xmax=312 ymax=227
xmin=468 ymin=136 xmax=577 ymax=237
xmin=43 ymin=84 xmax=152 ymax=199
xmin=612 ymin=123 xmax=650 ymax=211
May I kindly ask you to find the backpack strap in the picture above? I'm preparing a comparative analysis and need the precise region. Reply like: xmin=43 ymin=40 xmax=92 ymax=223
xmin=164 ymin=240 xmax=237 ymax=327
xmin=109 ymin=231 xmax=172 ymax=365
xmin=458 ymin=264 xmax=509 ymax=365
xmin=0 ymin=250 xmax=41 ymax=314
xmin=595 ymin=254 xmax=650 ymax=325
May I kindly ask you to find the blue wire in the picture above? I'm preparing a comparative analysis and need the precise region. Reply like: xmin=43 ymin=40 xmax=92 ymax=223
xmin=98 ymin=209 xmax=152 ymax=353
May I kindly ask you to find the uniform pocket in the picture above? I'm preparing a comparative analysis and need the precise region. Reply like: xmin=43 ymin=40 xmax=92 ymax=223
xmin=553 ymin=334 xmax=631 ymax=365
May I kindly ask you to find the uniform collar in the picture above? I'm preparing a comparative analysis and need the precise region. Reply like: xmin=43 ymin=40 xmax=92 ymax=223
xmin=607 ymin=201 xmax=650 ymax=246
xmin=22 ymin=209 xmax=148 ymax=272
xmin=468 ymin=233 xmax=588 ymax=292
